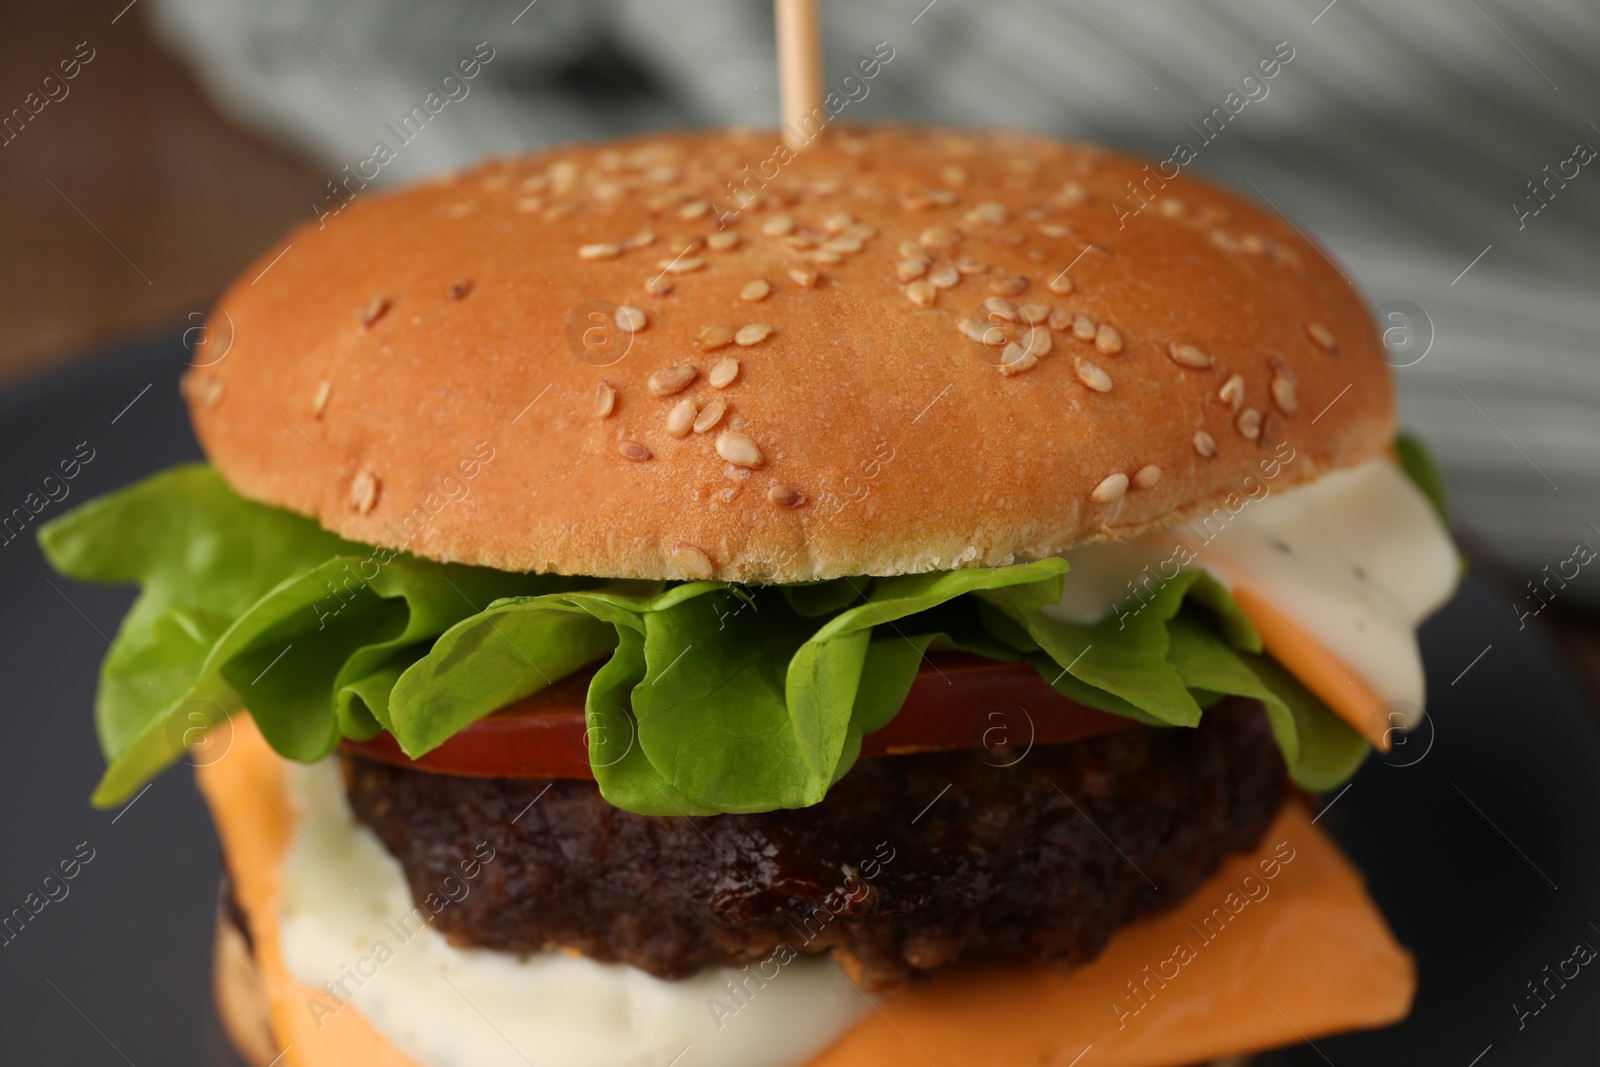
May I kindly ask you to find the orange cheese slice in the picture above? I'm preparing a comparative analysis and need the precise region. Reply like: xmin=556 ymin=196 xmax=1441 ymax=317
xmin=198 ymin=719 xmax=1415 ymax=1067
xmin=1221 ymin=580 xmax=1394 ymax=748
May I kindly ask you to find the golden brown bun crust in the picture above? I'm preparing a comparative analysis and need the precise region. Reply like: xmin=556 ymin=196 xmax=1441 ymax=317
xmin=214 ymin=906 xmax=277 ymax=1067
xmin=186 ymin=126 xmax=1394 ymax=582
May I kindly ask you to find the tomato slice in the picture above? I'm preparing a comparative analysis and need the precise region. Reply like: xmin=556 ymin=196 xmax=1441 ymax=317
xmin=339 ymin=653 xmax=1134 ymax=779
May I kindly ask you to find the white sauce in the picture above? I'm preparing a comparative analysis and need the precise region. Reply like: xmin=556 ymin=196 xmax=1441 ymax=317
xmin=1047 ymin=460 xmax=1457 ymax=724
xmin=279 ymin=761 xmax=868 ymax=1067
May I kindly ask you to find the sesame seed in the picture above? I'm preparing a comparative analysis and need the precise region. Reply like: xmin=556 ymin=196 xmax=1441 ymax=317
xmin=997 ymin=344 xmax=1038 ymax=376
xmin=1158 ymin=199 xmax=1184 ymax=218
xmin=823 ymin=236 xmax=862 ymax=254
xmin=1242 ymin=234 xmax=1268 ymax=256
xmin=901 ymin=192 xmax=933 ymax=211
xmin=845 ymin=224 xmax=877 ymax=241
xmin=1023 ymin=328 xmax=1052 ymax=357
xmin=1260 ymin=411 xmax=1284 ymax=448
xmin=579 ymin=243 xmax=621 ymax=260
xmin=312 ymin=380 xmax=331 ymax=417
xmin=928 ymin=263 xmax=961 ymax=289
xmin=1094 ymin=324 xmax=1123 ymax=355
xmin=735 ymin=323 xmax=773 ymax=346
xmin=351 ymin=469 xmax=380 ymax=514
xmin=1305 ymin=322 xmax=1338 ymax=352
xmin=615 ymin=305 xmax=648 ymax=332
xmin=955 ymin=257 xmax=989 ymax=275
xmin=920 ymin=225 xmax=960 ymax=248
xmin=1018 ymin=303 xmax=1050 ymax=325
xmin=666 ymin=398 xmax=697 ymax=437
xmin=449 ymin=280 xmax=473 ymax=300
xmin=969 ymin=201 xmax=1010 ymax=225
xmin=1134 ymin=465 xmax=1162 ymax=490
xmin=697 ymin=323 xmax=736 ymax=349
xmin=897 ymin=240 xmax=920 ymax=259
xmin=595 ymin=381 xmax=616 ymax=418
xmin=811 ymin=249 xmax=843 ymax=265
xmin=678 ymin=200 xmax=711 ymax=220
xmin=1218 ymin=373 xmax=1245 ymax=411
xmin=361 ymin=296 xmax=390 ymax=327
xmin=1059 ymin=181 xmax=1086 ymax=204
xmin=763 ymin=215 xmax=795 ymax=236
xmin=984 ymin=297 xmax=1020 ymax=321
xmin=740 ymin=279 xmax=771 ymax=302
xmin=768 ymin=484 xmax=808 ymax=509
xmin=708 ymin=358 xmax=740 ymax=388
xmin=672 ymin=542 xmax=715 ymax=579
xmin=823 ymin=212 xmax=854 ymax=233
xmin=515 ymin=197 xmax=543 ymax=213
xmin=1090 ymin=472 xmax=1129 ymax=503
xmin=897 ymin=259 xmax=928 ymax=282
xmin=1047 ymin=308 xmax=1073 ymax=331
xmin=1047 ymin=274 xmax=1074 ymax=295
xmin=706 ymin=231 xmax=739 ymax=251
xmin=1168 ymin=342 xmax=1215 ymax=370
xmin=618 ymin=441 xmax=653 ymax=462
xmin=192 ymin=375 xmax=223 ymax=407
xmin=1271 ymin=375 xmax=1299 ymax=414
xmin=693 ymin=397 xmax=728 ymax=433
xmin=1236 ymin=407 xmax=1262 ymax=439
xmin=1039 ymin=224 xmax=1069 ymax=238
xmin=941 ymin=165 xmax=969 ymax=186
xmin=658 ymin=257 xmax=704 ymax=274
xmin=1193 ymin=430 xmax=1218 ymax=458
xmin=1074 ymin=357 xmax=1113 ymax=392
xmin=624 ymin=230 xmax=656 ymax=249
xmin=648 ymin=365 xmax=699 ymax=396
xmin=989 ymin=275 xmax=1029 ymax=296
xmin=927 ymin=189 xmax=958 ymax=206
xmin=961 ymin=318 xmax=1007 ymax=345
xmin=1072 ymin=315 xmax=1097 ymax=342
xmin=906 ymin=280 xmax=937 ymax=308
xmin=716 ymin=430 xmax=764 ymax=468
xmin=548 ymin=161 xmax=577 ymax=189
xmin=787 ymin=265 xmax=819 ymax=288
xmin=1210 ymin=230 xmax=1242 ymax=253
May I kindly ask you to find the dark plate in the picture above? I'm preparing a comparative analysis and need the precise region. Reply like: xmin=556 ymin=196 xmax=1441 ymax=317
xmin=1 ymin=336 xmax=1596 ymax=1066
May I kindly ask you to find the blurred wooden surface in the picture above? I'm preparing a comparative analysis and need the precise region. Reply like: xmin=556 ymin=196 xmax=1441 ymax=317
xmin=0 ymin=0 xmax=322 ymax=386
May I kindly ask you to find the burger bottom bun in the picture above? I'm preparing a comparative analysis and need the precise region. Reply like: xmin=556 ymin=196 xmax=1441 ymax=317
xmin=213 ymin=903 xmax=277 ymax=1067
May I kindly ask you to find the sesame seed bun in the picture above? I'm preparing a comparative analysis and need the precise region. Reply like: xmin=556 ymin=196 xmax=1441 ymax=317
xmin=184 ymin=126 xmax=1393 ymax=582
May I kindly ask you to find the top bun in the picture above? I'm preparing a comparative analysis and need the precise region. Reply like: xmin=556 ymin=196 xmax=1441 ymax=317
xmin=185 ymin=126 xmax=1394 ymax=583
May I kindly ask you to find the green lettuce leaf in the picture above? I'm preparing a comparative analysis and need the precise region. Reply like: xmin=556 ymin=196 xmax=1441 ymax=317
xmin=41 ymin=465 xmax=1371 ymax=812
xmin=39 ymin=466 xmax=580 ymax=804
xmin=1395 ymin=431 xmax=1449 ymax=525
xmin=391 ymin=562 xmax=1069 ymax=814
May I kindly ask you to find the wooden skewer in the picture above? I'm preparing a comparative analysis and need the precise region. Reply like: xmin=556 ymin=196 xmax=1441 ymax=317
xmin=775 ymin=0 xmax=823 ymax=150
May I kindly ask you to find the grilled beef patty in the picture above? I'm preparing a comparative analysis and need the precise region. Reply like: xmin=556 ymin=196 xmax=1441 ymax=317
xmin=344 ymin=697 xmax=1287 ymax=991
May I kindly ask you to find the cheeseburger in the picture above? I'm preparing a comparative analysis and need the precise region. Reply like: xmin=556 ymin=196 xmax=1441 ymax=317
xmin=41 ymin=126 xmax=1457 ymax=1067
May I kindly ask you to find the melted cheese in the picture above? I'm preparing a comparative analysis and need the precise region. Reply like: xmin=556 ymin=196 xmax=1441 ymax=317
xmin=1049 ymin=460 xmax=1457 ymax=744
xmin=198 ymin=719 xmax=1415 ymax=1067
